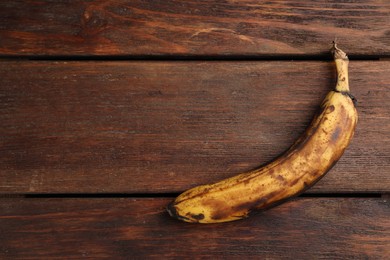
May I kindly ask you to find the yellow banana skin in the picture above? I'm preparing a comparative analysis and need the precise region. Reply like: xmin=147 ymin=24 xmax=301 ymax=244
xmin=167 ymin=44 xmax=358 ymax=223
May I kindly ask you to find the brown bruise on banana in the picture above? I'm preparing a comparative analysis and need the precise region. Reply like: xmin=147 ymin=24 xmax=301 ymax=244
xmin=167 ymin=44 xmax=357 ymax=223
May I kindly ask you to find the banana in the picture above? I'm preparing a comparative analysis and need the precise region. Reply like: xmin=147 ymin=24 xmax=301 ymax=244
xmin=167 ymin=43 xmax=357 ymax=223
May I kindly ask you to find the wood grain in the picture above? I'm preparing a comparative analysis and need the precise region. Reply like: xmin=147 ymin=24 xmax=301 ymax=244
xmin=0 ymin=0 xmax=389 ymax=56
xmin=0 ymin=197 xmax=388 ymax=259
xmin=0 ymin=61 xmax=389 ymax=194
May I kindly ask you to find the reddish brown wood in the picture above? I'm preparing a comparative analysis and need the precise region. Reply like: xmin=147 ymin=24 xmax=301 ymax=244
xmin=0 ymin=0 xmax=389 ymax=56
xmin=0 ymin=197 xmax=388 ymax=259
xmin=0 ymin=61 xmax=389 ymax=194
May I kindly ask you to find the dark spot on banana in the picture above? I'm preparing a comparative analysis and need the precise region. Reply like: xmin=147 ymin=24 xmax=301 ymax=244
xmin=232 ymin=200 xmax=262 ymax=214
xmin=211 ymin=192 xmax=274 ymax=220
xmin=190 ymin=213 xmax=205 ymax=221
xmin=202 ymin=198 xmax=228 ymax=214
xmin=289 ymin=177 xmax=300 ymax=187
xmin=268 ymin=168 xmax=278 ymax=179
xmin=331 ymin=127 xmax=341 ymax=142
xmin=211 ymin=208 xmax=231 ymax=220
xmin=276 ymin=174 xmax=286 ymax=183
xmin=327 ymin=105 xmax=335 ymax=113
xmin=229 ymin=191 xmax=280 ymax=216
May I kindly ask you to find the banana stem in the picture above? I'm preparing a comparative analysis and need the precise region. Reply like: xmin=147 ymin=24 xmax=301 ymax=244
xmin=331 ymin=42 xmax=350 ymax=92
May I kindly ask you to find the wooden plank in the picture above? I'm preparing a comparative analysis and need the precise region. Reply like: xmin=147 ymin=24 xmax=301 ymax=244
xmin=0 ymin=61 xmax=389 ymax=194
xmin=0 ymin=0 xmax=389 ymax=56
xmin=0 ymin=197 xmax=388 ymax=259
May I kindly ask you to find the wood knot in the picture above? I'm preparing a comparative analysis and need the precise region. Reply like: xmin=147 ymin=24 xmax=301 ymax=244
xmin=81 ymin=8 xmax=109 ymax=36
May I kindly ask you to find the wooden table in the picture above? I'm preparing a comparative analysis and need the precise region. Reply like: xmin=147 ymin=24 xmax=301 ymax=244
xmin=1 ymin=1 xmax=389 ymax=258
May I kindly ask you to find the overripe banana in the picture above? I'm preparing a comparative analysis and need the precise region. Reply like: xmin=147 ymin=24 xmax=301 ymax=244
xmin=167 ymin=43 xmax=357 ymax=223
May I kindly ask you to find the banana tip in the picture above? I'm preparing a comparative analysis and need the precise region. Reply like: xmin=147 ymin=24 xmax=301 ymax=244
xmin=166 ymin=201 xmax=177 ymax=217
xmin=167 ymin=201 xmax=188 ymax=221
xmin=331 ymin=41 xmax=348 ymax=60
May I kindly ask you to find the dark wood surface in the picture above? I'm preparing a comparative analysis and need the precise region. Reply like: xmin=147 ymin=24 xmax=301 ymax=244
xmin=0 ymin=0 xmax=389 ymax=56
xmin=0 ymin=1 xmax=389 ymax=258
xmin=1 ymin=197 xmax=389 ymax=259
xmin=1 ymin=61 xmax=389 ymax=194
